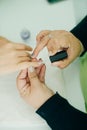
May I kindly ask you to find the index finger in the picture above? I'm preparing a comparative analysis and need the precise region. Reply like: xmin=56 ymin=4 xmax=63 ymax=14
xmin=36 ymin=30 xmax=51 ymax=43
xmin=32 ymin=35 xmax=50 ymax=58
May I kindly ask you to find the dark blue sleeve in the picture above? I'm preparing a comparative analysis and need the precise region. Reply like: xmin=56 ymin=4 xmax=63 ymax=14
xmin=36 ymin=93 xmax=87 ymax=130
xmin=71 ymin=15 xmax=87 ymax=55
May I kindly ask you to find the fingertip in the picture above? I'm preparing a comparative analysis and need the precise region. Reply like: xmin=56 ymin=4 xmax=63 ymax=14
xmin=42 ymin=64 xmax=46 ymax=69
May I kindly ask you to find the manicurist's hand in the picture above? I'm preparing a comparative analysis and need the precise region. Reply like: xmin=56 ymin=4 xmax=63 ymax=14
xmin=0 ymin=36 xmax=42 ymax=75
xmin=16 ymin=60 xmax=54 ymax=109
xmin=33 ymin=30 xmax=84 ymax=68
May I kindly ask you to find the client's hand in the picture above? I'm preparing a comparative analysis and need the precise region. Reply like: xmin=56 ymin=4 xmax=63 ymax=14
xmin=0 ymin=36 xmax=41 ymax=75
xmin=16 ymin=60 xmax=54 ymax=109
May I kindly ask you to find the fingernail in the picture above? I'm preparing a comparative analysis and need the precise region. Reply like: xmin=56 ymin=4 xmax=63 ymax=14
xmin=31 ymin=53 xmax=35 ymax=58
xmin=29 ymin=66 xmax=35 ymax=72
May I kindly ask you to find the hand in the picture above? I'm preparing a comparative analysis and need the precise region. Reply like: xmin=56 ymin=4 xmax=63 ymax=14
xmin=16 ymin=61 xmax=54 ymax=109
xmin=33 ymin=30 xmax=84 ymax=68
xmin=0 ymin=36 xmax=42 ymax=75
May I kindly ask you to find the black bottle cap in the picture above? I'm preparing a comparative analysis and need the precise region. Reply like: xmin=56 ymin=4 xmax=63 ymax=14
xmin=49 ymin=50 xmax=68 ymax=63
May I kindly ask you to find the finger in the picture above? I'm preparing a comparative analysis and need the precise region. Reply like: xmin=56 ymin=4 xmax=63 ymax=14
xmin=36 ymin=30 xmax=50 ymax=43
xmin=16 ymin=56 xmax=31 ymax=64
xmin=0 ymin=49 xmax=31 ymax=60
xmin=31 ymin=58 xmax=38 ymax=62
xmin=39 ymin=64 xmax=46 ymax=83
xmin=13 ymin=43 xmax=33 ymax=51
xmin=18 ymin=51 xmax=31 ymax=57
xmin=17 ymin=69 xmax=28 ymax=79
xmin=17 ymin=69 xmax=28 ymax=89
xmin=35 ymin=58 xmax=43 ymax=75
xmin=32 ymin=35 xmax=50 ymax=58
xmin=51 ymin=57 xmax=71 ymax=69
xmin=28 ymin=66 xmax=41 ymax=87
xmin=0 ymin=55 xmax=31 ymax=65
xmin=0 ymin=60 xmax=43 ymax=74
xmin=35 ymin=65 xmax=42 ymax=76
xmin=17 ymin=61 xmax=43 ymax=70
xmin=0 ymin=36 xmax=10 ymax=43
xmin=13 ymin=50 xmax=31 ymax=57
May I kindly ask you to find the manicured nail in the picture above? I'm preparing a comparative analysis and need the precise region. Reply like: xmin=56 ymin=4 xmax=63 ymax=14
xmin=29 ymin=66 xmax=35 ymax=72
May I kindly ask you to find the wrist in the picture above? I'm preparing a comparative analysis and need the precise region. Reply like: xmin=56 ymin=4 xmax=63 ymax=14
xmin=36 ymin=89 xmax=54 ymax=110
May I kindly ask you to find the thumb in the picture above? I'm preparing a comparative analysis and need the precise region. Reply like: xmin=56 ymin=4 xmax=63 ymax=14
xmin=28 ymin=66 xmax=41 ymax=86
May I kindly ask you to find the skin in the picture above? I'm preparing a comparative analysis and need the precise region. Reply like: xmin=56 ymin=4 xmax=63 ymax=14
xmin=0 ymin=36 xmax=42 ymax=75
xmin=33 ymin=30 xmax=84 ymax=68
xmin=17 ymin=59 xmax=54 ymax=109
xmin=16 ymin=29 xmax=84 ymax=109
